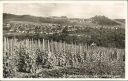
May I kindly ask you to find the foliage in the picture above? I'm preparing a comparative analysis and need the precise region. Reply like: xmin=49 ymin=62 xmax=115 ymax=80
xmin=3 ymin=37 xmax=125 ymax=78
xmin=16 ymin=47 xmax=32 ymax=73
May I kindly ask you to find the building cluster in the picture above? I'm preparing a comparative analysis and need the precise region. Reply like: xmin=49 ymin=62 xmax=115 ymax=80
xmin=3 ymin=21 xmax=85 ymax=35
xmin=3 ymin=17 xmax=121 ymax=35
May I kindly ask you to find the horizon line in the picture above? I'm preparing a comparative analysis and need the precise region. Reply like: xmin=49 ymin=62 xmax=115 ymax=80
xmin=3 ymin=13 xmax=125 ymax=19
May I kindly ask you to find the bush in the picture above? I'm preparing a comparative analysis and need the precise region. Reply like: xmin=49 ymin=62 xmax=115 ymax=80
xmin=35 ymin=49 xmax=51 ymax=69
xmin=17 ymin=47 xmax=32 ymax=73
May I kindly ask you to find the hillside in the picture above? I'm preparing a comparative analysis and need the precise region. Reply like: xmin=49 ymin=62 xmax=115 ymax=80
xmin=90 ymin=15 xmax=121 ymax=26
xmin=3 ymin=13 xmax=125 ymax=28
xmin=3 ymin=13 xmax=69 ymax=25
xmin=3 ymin=13 xmax=125 ymax=48
xmin=114 ymin=19 xmax=125 ymax=23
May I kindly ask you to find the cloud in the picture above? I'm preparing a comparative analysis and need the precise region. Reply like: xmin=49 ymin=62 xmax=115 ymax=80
xmin=3 ymin=1 xmax=126 ymax=19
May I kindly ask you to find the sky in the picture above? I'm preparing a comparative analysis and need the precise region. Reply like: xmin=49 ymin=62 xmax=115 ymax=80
xmin=3 ymin=1 xmax=127 ymax=19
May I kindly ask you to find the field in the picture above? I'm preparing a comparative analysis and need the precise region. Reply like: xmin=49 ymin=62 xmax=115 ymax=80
xmin=3 ymin=37 xmax=125 ymax=78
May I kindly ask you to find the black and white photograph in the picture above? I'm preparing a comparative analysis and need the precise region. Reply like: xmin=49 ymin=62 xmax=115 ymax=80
xmin=2 ymin=1 xmax=126 ymax=78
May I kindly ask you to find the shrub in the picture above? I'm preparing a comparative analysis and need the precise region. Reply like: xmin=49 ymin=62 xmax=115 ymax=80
xmin=16 ymin=47 xmax=32 ymax=73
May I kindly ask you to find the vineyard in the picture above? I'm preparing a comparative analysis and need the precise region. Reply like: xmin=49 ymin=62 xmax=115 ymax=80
xmin=3 ymin=37 xmax=125 ymax=78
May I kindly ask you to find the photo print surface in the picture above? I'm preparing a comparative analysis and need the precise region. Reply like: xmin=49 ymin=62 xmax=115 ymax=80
xmin=3 ymin=1 xmax=126 ymax=78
